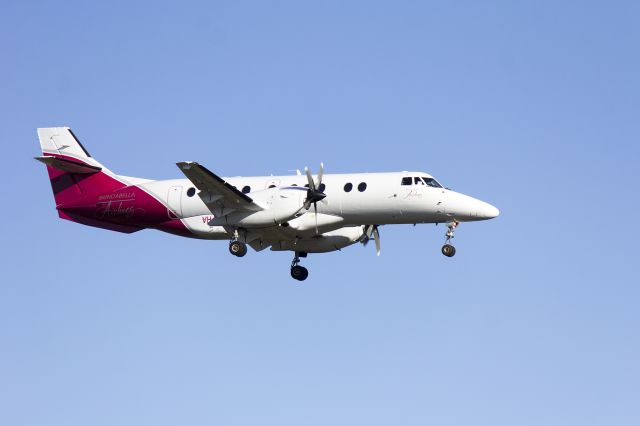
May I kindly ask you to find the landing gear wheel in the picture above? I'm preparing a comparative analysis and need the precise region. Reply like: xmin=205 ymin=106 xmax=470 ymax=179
xmin=229 ymin=241 xmax=247 ymax=257
xmin=291 ymin=265 xmax=309 ymax=281
xmin=442 ymin=244 xmax=456 ymax=257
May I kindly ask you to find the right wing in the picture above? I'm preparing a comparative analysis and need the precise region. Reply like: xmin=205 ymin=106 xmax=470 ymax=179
xmin=176 ymin=162 xmax=263 ymax=216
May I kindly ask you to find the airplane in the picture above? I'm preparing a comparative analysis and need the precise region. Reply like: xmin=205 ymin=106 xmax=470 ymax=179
xmin=36 ymin=127 xmax=499 ymax=281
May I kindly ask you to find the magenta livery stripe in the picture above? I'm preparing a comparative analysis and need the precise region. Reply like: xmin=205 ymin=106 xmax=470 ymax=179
xmin=43 ymin=153 xmax=193 ymax=236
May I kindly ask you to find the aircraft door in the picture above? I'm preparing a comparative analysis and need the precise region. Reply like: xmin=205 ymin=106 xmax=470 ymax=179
xmin=167 ymin=185 xmax=183 ymax=218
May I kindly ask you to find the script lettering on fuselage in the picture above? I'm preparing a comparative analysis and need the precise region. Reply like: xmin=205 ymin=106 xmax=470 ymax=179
xmin=202 ymin=215 xmax=215 ymax=224
xmin=96 ymin=192 xmax=138 ymax=219
xmin=402 ymin=189 xmax=424 ymax=200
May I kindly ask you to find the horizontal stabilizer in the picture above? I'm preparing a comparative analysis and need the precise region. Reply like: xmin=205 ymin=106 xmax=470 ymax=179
xmin=35 ymin=156 xmax=102 ymax=174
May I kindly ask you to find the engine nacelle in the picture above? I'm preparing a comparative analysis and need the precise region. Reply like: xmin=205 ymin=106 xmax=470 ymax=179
xmin=209 ymin=187 xmax=305 ymax=227
xmin=271 ymin=226 xmax=365 ymax=253
xmin=283 ymin=213 xmax=345 ymax=238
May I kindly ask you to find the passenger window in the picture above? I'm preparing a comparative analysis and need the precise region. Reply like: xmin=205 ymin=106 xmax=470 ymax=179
xmin=268 ymin=184 xmax=276 ymax=189
xmin=358 ymin=182 xmax=367 ymax=192
xmin=401 ymin=177 xmax=412 ymax=186
xmin=344 ymin=183 xmax=353 ymax=192
xmin=318 ymin=183 xmax=326 ymax=192
xmin=414 ymin=177 xmax=425 ymax=185
xmin=241 ymin=185 xmax=251 ymax=194
xmin=187 ymin=187 xmax=196 ymax=197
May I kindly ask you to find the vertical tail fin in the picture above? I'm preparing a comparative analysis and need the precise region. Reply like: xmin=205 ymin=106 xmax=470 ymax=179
xmin=37 ymin=127 xmax=99 ymax=164
xmin=36 ymin=127 xmax=123 ymax=206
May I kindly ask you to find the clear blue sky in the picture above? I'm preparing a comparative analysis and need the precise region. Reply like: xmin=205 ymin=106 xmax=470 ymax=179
xmin=2 ymin=1 xmax=639 ymax=425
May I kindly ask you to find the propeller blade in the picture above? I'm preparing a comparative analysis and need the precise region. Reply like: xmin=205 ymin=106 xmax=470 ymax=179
xmin=305 ymin=167 xmax=316 ymax=191
xmin=361 ymin=224 xmax=372 ymax=246
xmin=361 ymin=225 xmax=380 ymax=255
xmin=366 ymin=224 xmax=374 ymax=238
xmin=317 ymin=162 xmax=324 ymax=187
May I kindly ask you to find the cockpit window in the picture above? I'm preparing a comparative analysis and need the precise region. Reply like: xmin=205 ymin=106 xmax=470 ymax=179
xmin=423 ymin=177 xmax=442 ymax=188
xmin=402 ymin=176 xmax=443 ymax=187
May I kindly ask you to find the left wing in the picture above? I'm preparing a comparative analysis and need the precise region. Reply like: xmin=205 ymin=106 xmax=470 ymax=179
xmin=176 ymin=162 xmax=263 ymax=215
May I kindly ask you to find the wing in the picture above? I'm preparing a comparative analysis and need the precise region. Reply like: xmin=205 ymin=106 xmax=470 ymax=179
xmin=176 ymin=162 xmax=263 ymax=215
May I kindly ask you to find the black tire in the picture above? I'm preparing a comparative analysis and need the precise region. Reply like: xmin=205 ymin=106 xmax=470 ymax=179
xmin=441 ymin=244 xmax=456 ymax=257
xmin=299 ymin=267 xmax=309 ymax=281
xmin=229 ymin=241 xmax=247 ymax=257
xmin=291 ymin=265 xmax=309 ymax=281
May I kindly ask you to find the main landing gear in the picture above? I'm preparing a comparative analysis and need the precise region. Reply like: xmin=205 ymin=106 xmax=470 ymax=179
xmin=441 ymin=221 xmax=458 ymax=258
xmin=229 ymin=230 xmax=247 ymax=257
xmin=290 ymin=252 xmax=309 ymax=281
xmin=229 ymin=240 xmax=247 ymax=257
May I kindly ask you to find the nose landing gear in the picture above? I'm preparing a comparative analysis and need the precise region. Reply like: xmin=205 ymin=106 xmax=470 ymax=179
xmin=441 ymin=243 xmax=456 ymax=257
xmin=290 ymin=252 xmax=309 ymax=281
xmin=441 ymin=221 xmax=458 ymax=258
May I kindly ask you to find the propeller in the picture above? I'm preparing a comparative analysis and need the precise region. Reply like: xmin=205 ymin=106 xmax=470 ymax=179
xmin=303 ymin=163 xmax=326 ymax=234
xmin=361 ymin=224 xmax=381 ymax=256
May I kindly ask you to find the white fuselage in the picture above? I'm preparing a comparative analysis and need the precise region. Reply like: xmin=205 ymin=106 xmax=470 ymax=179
xmin=138 ymin=171 xmax=499 ymax=240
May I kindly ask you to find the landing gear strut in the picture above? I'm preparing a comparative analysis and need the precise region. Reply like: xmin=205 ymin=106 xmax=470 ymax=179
xmin=229 ymin=229 xmax=247 ymax=257
xmin=441 ymin=221 xmax=458 ymax=258
xmin=290 ymin=252 xmax=309 ymax=281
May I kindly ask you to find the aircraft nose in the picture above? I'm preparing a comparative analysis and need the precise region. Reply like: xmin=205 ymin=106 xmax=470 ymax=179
xmin=477 ymin=201 xmax=500 ymax=219
xmin=445 ymin=191 xmax=500 ymax=221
